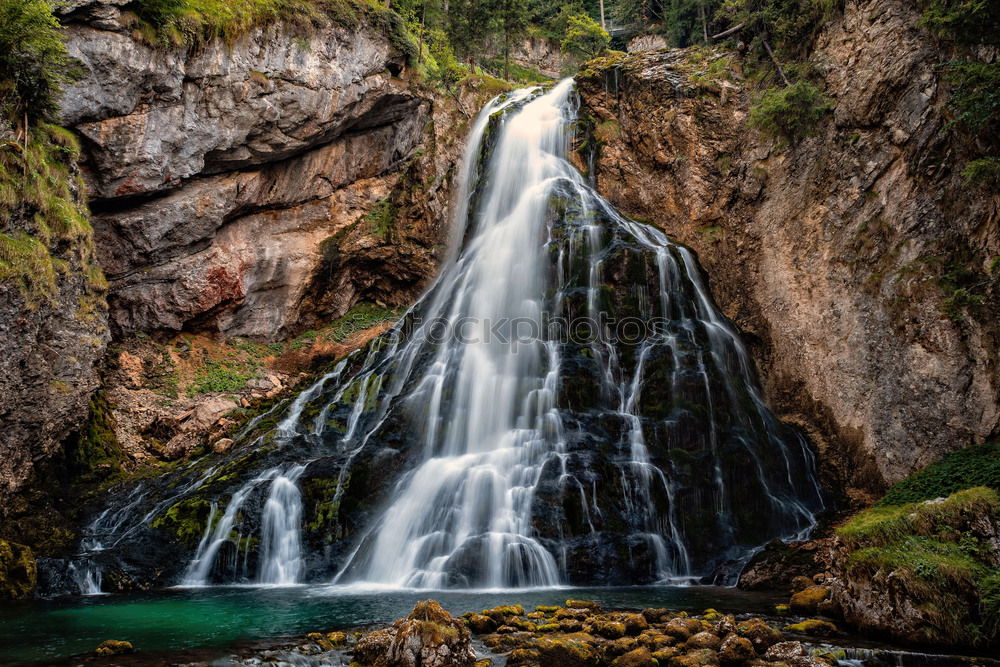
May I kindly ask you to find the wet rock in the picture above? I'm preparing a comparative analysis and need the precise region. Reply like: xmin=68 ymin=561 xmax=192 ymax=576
xmin=718 ymin=634 xmax=755 ymax=665
xmin=783 ymin=619 xmax=837 ymax=636
xmin=623 ymin=613 xmax=649 ymax=636
xmin=611 ymin=646 xmax=657 ymax=667
xmin=507 ymin=634 xmax=599 ymax=667
xmin=465 ymin=614 xmax=497 ymax=634
xmin=566 ymin=599 xmax=601 ymax=610
xmin=685 ymin=631 xmax=722 ymax=651
xmin=735 ymin=619 xmax=782 ymax=652
xmin=642 ymin=608 xmax=672 ymax=624
xmin=669 ymin=648 xmax=719 ymax=666
xmin=352 ymin=600 xmax=476 ymax=667
xmin=664 ymin=617 xmax=702 ymax=641
xmin=713 ymin=615 xmax=738 ymax=637
xmin=764 ymin=641 xmax=807 ymax=661
xmin=0 ymin=540 xmax=37 ymax=599
xmin=591 ymin=619 xmax=627 ymax=639
xmin=94 ymin=639 xmax=133 ymax=656
xmin=789 ymin=586 xmax=830 ymax=614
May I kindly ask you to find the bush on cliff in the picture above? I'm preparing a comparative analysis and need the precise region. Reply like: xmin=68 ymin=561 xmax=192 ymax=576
xmin=875 ymin=441 xmax=1000 ymax=506
xmin=0 ymin=0 xmax=76 ymax=122
xmin=749 ymin=80 xmax=831 ymax=143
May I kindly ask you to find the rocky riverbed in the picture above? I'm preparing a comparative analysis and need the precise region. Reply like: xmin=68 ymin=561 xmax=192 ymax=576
xmin=63 ymin=598 xmax=1000 ymax=667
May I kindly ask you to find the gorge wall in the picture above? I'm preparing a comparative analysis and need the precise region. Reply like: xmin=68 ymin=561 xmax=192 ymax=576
xmin=1 ymin=0 xmax=485 ymax=528
xmin=577 ymin=0 xmax=999 ymax=499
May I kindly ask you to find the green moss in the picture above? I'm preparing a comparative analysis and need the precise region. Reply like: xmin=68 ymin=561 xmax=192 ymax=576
xmin=0 ymin=539 xmax=37 ymax=599
xmin=65 ymin=391 xmax=125 ymax=485
xmin=876 ymin=441 xmax=1000 ymax=506
xmin=131 ymin=0 xmax=419 ymax=62
xmin=0 ymin=123 xmax=105 ymax=307
xmin=151 ymin=497 xmax=215 ymax=546
xmin=839 ymin=487 xmax=1000 ymax=645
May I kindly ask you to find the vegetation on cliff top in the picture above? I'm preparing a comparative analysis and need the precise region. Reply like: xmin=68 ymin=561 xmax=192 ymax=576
xmin=0 ymin=0 xmax=105 ymax=306
xmin=839 ymin=485 xmax=1000 ymax=646
xmin=875 ymin=441 xmax=1000 ymax=506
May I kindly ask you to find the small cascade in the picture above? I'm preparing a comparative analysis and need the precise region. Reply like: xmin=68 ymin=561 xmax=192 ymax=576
xmin=68 ymin=559 xmax=104 ymax=596
xmin=258 ymin=465 xmax=306 ymax=585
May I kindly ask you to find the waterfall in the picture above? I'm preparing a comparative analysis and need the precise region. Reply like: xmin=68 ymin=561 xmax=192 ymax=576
xmin=58 ymin=78 xmax=824 ymax=594
xmin=182 ymin=465 xmax=307 ymax=586
xmin=325 ymin=78 xmax=824 ymax=588
xmin=258 ymin=465 xmax=306 ymax=585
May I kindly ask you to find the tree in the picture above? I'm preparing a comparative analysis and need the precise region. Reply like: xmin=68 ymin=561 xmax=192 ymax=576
xmin=0 ymin=0 xmax=75 ymax=125
xmin=561 ymin=13 xmax=611 ymax=61
xmin=495 ymin=0 xmax=530 ymax=79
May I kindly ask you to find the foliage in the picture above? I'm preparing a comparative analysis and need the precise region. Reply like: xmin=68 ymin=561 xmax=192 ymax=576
xmin=327 ymin=302 xmax=401 ymax=342
xmin=942 ymin=60 xmax=1000 ymax=134
xmin=876 ymin=441 xmax=1000 ymax=506
xmin=918 ymin=0 xmax=1000 ymax=44
xmin=0 ymin=0 xmax=77 ymax=122
xmin=749 ymin=80 xmax=830 ymax=142
xmin=1 ymin=123 xmax=104 ymax=305
xmin=716 ymin=0 xmax=838 ymax=62
xmin=838 ymin=487 xmax=1000 ymax=645
xmin=364 ymin=199 xmax=397 ymax=241
xmin=188 ymin=359 xmax=256 ymax=395
xmin=962 ymin=157 xmax=1000 ymax=190
xmin=561 ymin=13 xmax=611 ymax=61
xmin=130 ymin=0 xmax=418 ymax=59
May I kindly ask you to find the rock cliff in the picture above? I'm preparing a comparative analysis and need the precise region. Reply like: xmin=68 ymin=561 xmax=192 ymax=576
xmin=577 ymin=0 xmax=999 ymax=497
xmin=1 ymin=0 xmax=482 ymax=533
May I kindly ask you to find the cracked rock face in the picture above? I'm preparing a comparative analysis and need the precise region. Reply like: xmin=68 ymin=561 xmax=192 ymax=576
xmin=577 ymin=0 xmax=1000 ymax=493
xmin=60 ymin=8 xmax=437 ymax=340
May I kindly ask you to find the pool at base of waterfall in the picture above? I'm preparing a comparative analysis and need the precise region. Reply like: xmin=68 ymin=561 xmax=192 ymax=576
xmin=1 ymin=586 xmax=775 ymax=663
xmin=1 ymin=586 xmax=996 ymax=667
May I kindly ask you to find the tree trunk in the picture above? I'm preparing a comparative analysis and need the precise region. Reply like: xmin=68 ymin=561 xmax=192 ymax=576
xmin=700 ymin=2 xmax=709 ymax=43
xmin=599 ymin=0 xmax=606 ymax=30
xmin=763 ymin=38 xmax=791 ymax=86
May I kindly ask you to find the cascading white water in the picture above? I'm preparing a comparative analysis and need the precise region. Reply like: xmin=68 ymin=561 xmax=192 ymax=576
xmin=61 ymin=78 xmax=823 ymax=595
xmin=183 ymin=464 xmax=308 ymax=586
xmin=337 ymin=80 xmax=580 ymax=588
xmin=258 ymin=464 xmax=306 ymax=585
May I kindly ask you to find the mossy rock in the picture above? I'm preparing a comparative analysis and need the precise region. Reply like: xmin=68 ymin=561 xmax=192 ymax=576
xmin=783 ymin=619 xmax=838 ymax=636
xmin=0 ymin=540 xmax=37 ymax=599
xmin=788 ymin=585 xmax=830 ymax=614
xmin=151 ymin=497 xmax=214 ymax=547
xmin=94 ymin=639 xmax=133 ymax=656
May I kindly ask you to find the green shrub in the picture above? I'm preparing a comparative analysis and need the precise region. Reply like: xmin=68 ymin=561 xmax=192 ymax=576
xmin=943 ymin=60 xmax=1000 ymax=134
xmin=876 ymin=442 xmax=1000 ymax=506
xmin=189 ymin=360 xmax=255 ymax=395
xmin=962 ymin=157 xmax=1000 ymax=189
xmin=918 ymin=0 xmax=1000 ymax=44
xmin=560 ymin=13 xmax=610 ymax=62
xmin=749 ymin=80 xmax=831 ymax=142
xmin=0 ymin=0 xmax=76 ymax=122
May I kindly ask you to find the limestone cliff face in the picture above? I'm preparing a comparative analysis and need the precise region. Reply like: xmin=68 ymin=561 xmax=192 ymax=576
xmin=58 ymin=1 xmax=456 ymax=341
xmin=1 ymin=1 xmax=477 ymax=527
xmin=578 ymin=0 xmax=999 ymax=495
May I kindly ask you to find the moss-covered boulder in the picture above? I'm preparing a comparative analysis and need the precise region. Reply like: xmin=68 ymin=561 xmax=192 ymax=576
xmin=94 ymin=639 xmax=133 ymax=656
xmin=783 ymin=619 xmax=838 ymax=636
xmin=829 ymin=486 xmax=1000 ymax=647
xmin=0 ymin=539 xmax=37 ymax=599
xmin=788 ymin=585 xmax=830 ymax=614
xmin=353 ymin=599 xmax=476 ymax=667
